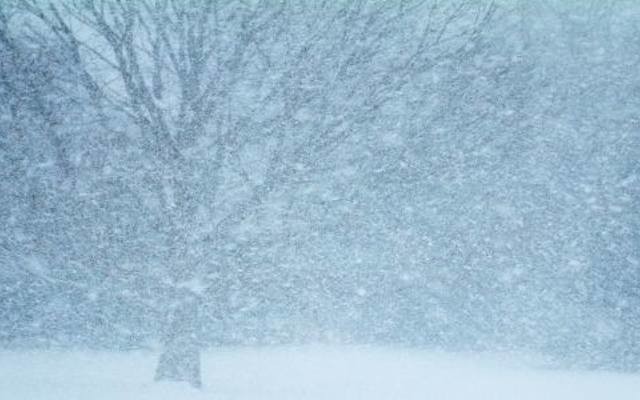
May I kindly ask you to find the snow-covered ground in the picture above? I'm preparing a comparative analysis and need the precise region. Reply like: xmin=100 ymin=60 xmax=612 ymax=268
xmin=1 ymin=346 xmax=639 ymax=400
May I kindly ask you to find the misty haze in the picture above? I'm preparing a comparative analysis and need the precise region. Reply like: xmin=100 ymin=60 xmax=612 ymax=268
xmin=1 ymin=1 xmax=639 ymax=399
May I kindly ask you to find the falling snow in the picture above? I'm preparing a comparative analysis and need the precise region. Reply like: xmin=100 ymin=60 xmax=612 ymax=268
xmin=1 ymin=0 xmax=639 ymax=397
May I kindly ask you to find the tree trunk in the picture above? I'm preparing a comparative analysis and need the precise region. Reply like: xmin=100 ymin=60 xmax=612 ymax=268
xmin=154 ymin=296 xmax=202 ymax=388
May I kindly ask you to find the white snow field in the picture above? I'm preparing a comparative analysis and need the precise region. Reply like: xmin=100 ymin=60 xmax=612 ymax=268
xmin=1 ymin=346 xmax=639 ymax=400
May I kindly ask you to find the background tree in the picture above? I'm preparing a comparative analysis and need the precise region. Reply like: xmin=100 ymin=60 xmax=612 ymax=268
xmin=14 ymin=0 xmax=495 ymax=387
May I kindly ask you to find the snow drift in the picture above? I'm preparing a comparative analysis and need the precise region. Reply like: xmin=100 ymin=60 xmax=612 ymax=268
xmin=1 ymin=346 xmax=639 ymax=400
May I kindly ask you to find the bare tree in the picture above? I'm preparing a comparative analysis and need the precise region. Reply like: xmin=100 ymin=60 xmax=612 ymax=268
xmin=17 ymin=0 xmax=495 ymax=387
